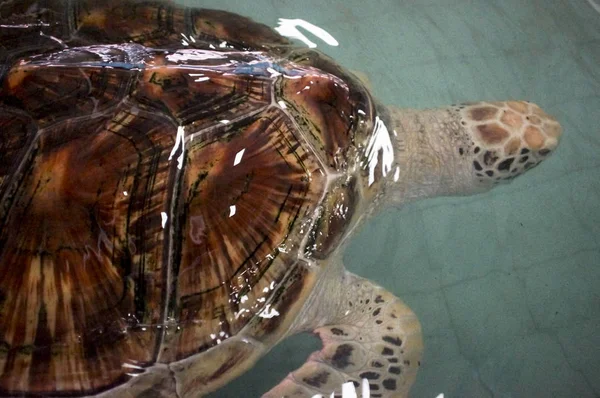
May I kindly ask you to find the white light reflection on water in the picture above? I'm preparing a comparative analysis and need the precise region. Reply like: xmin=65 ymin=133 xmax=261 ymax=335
xmin=258 ymin=304 xmax=280 ymax=319
xmin=180 ymin=33 xmax=190 ymax=46
xmin=310 ymin=379 xmax=370 ymax=398
xmin=189 ymin=72 xmax=210 ymax=82
xmin=341 ymin=381 xmax=358 ymax=398
xmin=310 ymin=379 xmax=440 ymax=398
xmin=275 ymin=18 xmax=339 ymax=48
xmin=361 ymin=378 xmax=370 ymax=397
xmin=165 ymin=49 xmax=227 ymax=63
xmin=365 ymin=116 xmax=394 ymax=186
xmin=168 ymin=125 xmax=185 ymax=170
xmin=233 ymin=148 xmax=245 ymax=166
xmin=122 ymin=362 xmax=145 ymax=377
xmin=267 ymin=67 xmax=282 ymax=77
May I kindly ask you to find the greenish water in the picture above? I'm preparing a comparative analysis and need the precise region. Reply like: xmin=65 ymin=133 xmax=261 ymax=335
xmin=182 ymin=0 xmax=600 ymax=396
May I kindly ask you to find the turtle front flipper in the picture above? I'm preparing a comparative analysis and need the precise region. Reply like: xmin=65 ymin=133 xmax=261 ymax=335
xmin=264 ymin=272 xmax=423 ymax=398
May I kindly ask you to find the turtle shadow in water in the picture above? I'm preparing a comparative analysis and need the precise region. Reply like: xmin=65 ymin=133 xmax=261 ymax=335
xmin=207 ymin=334 xmax=321 ymax=397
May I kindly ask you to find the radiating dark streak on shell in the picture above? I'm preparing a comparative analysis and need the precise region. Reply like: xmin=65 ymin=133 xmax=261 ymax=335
xmin=0 ymin=0 xmax=377 ymax=394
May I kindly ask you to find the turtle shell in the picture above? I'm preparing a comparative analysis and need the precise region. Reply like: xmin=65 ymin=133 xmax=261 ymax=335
xmin=0 ymin=1 xmax=379 ymax=395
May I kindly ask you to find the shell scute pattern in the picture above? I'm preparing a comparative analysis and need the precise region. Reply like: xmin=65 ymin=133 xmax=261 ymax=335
xmin=0 ymin=108 xmax=36 ymax=200
xmin=0 ymin=0 xmax=379 ymax=395
xmin=4 ymin=49 xmax=132 ymax=126
xmin=161 ymin=106 xmax=327 ymax=362
xmin=0 ymin=106 xmax=177 ymax=393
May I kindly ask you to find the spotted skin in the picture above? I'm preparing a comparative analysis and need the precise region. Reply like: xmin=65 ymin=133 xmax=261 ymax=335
xmin=458 ymin=101 xmax=561 ymax=184
xmin=263 ymin=273 xmax=422 ymax=398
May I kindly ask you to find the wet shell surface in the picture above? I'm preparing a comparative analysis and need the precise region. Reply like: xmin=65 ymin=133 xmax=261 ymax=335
xmin=0 ymin=0 xmax=379 ymax=394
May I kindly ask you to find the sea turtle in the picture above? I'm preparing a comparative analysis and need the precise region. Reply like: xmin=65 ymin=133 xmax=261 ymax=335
xmin=0 ymin=1 xmax=562 ymax=397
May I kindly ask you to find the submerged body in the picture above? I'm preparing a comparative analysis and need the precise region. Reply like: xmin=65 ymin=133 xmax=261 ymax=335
xmin=0 ymin=1 xmax=561 ymax=397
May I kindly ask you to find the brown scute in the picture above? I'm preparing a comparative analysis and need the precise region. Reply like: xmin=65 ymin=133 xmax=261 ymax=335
xmin=469 ymin=106 xmax=498 ymax=121
xmin=287 ymin=49 xmax=376 ymax=149
xmin=29 ymin=303 xmax=52 ymax=390
xmin=476 ymin=123 xmax=509 ymax=144
xmin=0 ymin=0 xmax=68 ymax=44
xmin=0 ymin=0 xmax=371 ymax=394
xmin=242 ymin=261 xmax=315 ymax=346
xmin=134 ymin=58 xmax=272 ymax=127
xmin=0 ymin=108 xmax=176 ymax=394
xmin=74 ymin=0 xmax=188 ymax=47
xmin=3 ymin=59 xmax=133 ymax=128
xmin=74 ymin=0 xmax=289 ymax=50
xmin=0 ymin=110 xmax=35 ymax=197
xmin=169 ymin=108 xmax=325 ymax=360
xmin=5 ymin=65 xmax=29 ymax=91
xmin=190 ymin=8 xmax=290 ymax=48
xmin=279 ymin=69 xmax=357 ymax=170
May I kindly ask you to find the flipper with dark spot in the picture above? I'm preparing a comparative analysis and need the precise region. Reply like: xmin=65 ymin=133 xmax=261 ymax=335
xmin=263 ymin=272 xmax=422 ymax=397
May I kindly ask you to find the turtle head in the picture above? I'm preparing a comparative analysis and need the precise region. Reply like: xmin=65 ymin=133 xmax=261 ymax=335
xmin=385 ymin=100 xmax=562 ymax=205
